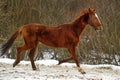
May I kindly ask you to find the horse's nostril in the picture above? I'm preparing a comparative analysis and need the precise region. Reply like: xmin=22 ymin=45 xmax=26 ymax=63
xmin=95 ymin=26 xmax=103 ymax=31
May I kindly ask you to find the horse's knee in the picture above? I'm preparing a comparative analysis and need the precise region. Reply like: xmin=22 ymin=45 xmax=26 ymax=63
xmin=28 ymin=48 xmax=36 ymax=58
xmin=28 ymin=52 xmax=32 ymax=58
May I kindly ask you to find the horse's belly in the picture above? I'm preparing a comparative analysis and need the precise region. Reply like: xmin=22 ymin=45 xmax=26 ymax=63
xmin=39 ymin=38 xmax=65 ymax=48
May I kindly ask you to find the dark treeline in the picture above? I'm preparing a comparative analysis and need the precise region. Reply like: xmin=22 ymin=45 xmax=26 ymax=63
xmin=0 ymin=0 xmax=120 ymax=65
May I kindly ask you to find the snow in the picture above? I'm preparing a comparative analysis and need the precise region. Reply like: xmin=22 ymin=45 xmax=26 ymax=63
xmin=0 ymin=58 xmax=120 ymax=80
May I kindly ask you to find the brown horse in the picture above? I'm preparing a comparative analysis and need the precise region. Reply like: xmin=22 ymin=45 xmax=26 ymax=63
xmin=0 ymin=8 xmax=103 ymax=74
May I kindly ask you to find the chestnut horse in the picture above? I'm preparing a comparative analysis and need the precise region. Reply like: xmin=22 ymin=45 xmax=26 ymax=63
xmin=0 ymin=8 xmax=103 ymax=74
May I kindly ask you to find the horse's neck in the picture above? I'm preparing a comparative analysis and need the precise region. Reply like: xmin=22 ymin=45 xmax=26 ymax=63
xmin=71 ymin=16 xmax=87 ymax=37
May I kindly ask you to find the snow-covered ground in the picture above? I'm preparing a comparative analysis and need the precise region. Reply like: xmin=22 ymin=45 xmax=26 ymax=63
xmin=0 ymin=58 xmax=120 ymax=80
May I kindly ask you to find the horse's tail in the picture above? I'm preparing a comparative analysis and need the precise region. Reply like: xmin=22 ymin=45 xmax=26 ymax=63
xmin=0 ymin=28 xmax=22 ymax=56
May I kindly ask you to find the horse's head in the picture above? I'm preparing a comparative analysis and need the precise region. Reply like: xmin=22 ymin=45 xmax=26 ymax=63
xmin=88 ymin=8 xmax=103 ymax=30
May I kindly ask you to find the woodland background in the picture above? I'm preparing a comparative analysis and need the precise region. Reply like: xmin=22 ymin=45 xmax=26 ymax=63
xmin=0 ymin=0 xmax=120 ymax=65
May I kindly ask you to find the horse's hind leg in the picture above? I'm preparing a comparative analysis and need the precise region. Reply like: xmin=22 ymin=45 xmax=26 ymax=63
xmin=28 ymin=47 xmax=37 ymax=70
xmin=13 ymin=44 xmax=28 ymax=67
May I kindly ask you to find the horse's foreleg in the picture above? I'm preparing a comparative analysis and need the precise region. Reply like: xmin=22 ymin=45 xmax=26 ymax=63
xmin=58 ymin=57 xmax=73 ymax=65
xmin=28 ymin=47 xmax=37 ymax=70
xmin=13 ymin=44 xmax=28 ymax=67
xmin=68 ymin=46 xmax=86 ymax=74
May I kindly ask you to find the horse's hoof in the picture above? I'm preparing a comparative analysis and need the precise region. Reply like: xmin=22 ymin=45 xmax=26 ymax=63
xmin=57 ymin=61 xmax=61 ymax=65
xmin=81 ymin=71 xmax=86 ymax=74
xmin=13 ymin=61 xmax=20 ymax=67
xmin=77 ymin=67 xmax=86 ymax=74
xmin=13 ymin=62 xmax=17 ymax=67
xmin=32 ymin=67 xmax=37 ymax=70
xmin=13 ymin=64 xmax=16 ymax=67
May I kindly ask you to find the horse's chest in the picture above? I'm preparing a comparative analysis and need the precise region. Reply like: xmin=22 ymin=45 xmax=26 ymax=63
xmin=62 ymin=32 xmax=79 ymax=46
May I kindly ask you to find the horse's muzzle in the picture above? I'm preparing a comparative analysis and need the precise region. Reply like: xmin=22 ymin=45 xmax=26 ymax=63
xmin=95 ymin=26 xmax=103 ymax=31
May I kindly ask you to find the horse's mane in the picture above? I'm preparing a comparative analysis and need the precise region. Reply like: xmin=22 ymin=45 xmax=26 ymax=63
xmin=72 ymin=8 xmax=89 ymax=23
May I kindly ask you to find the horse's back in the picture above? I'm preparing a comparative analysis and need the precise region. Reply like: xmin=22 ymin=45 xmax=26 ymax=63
xmin=20 ymin=23 xmax=77 ymax=48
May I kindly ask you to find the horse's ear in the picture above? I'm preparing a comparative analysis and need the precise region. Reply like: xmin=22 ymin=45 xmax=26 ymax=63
xmin=93 ymin=9 xmax=96 ymax=12
xmin=89 ymin=8 xmax=96 ymax=13
xmin=89 ymin=8 xmax=91 ymax=11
